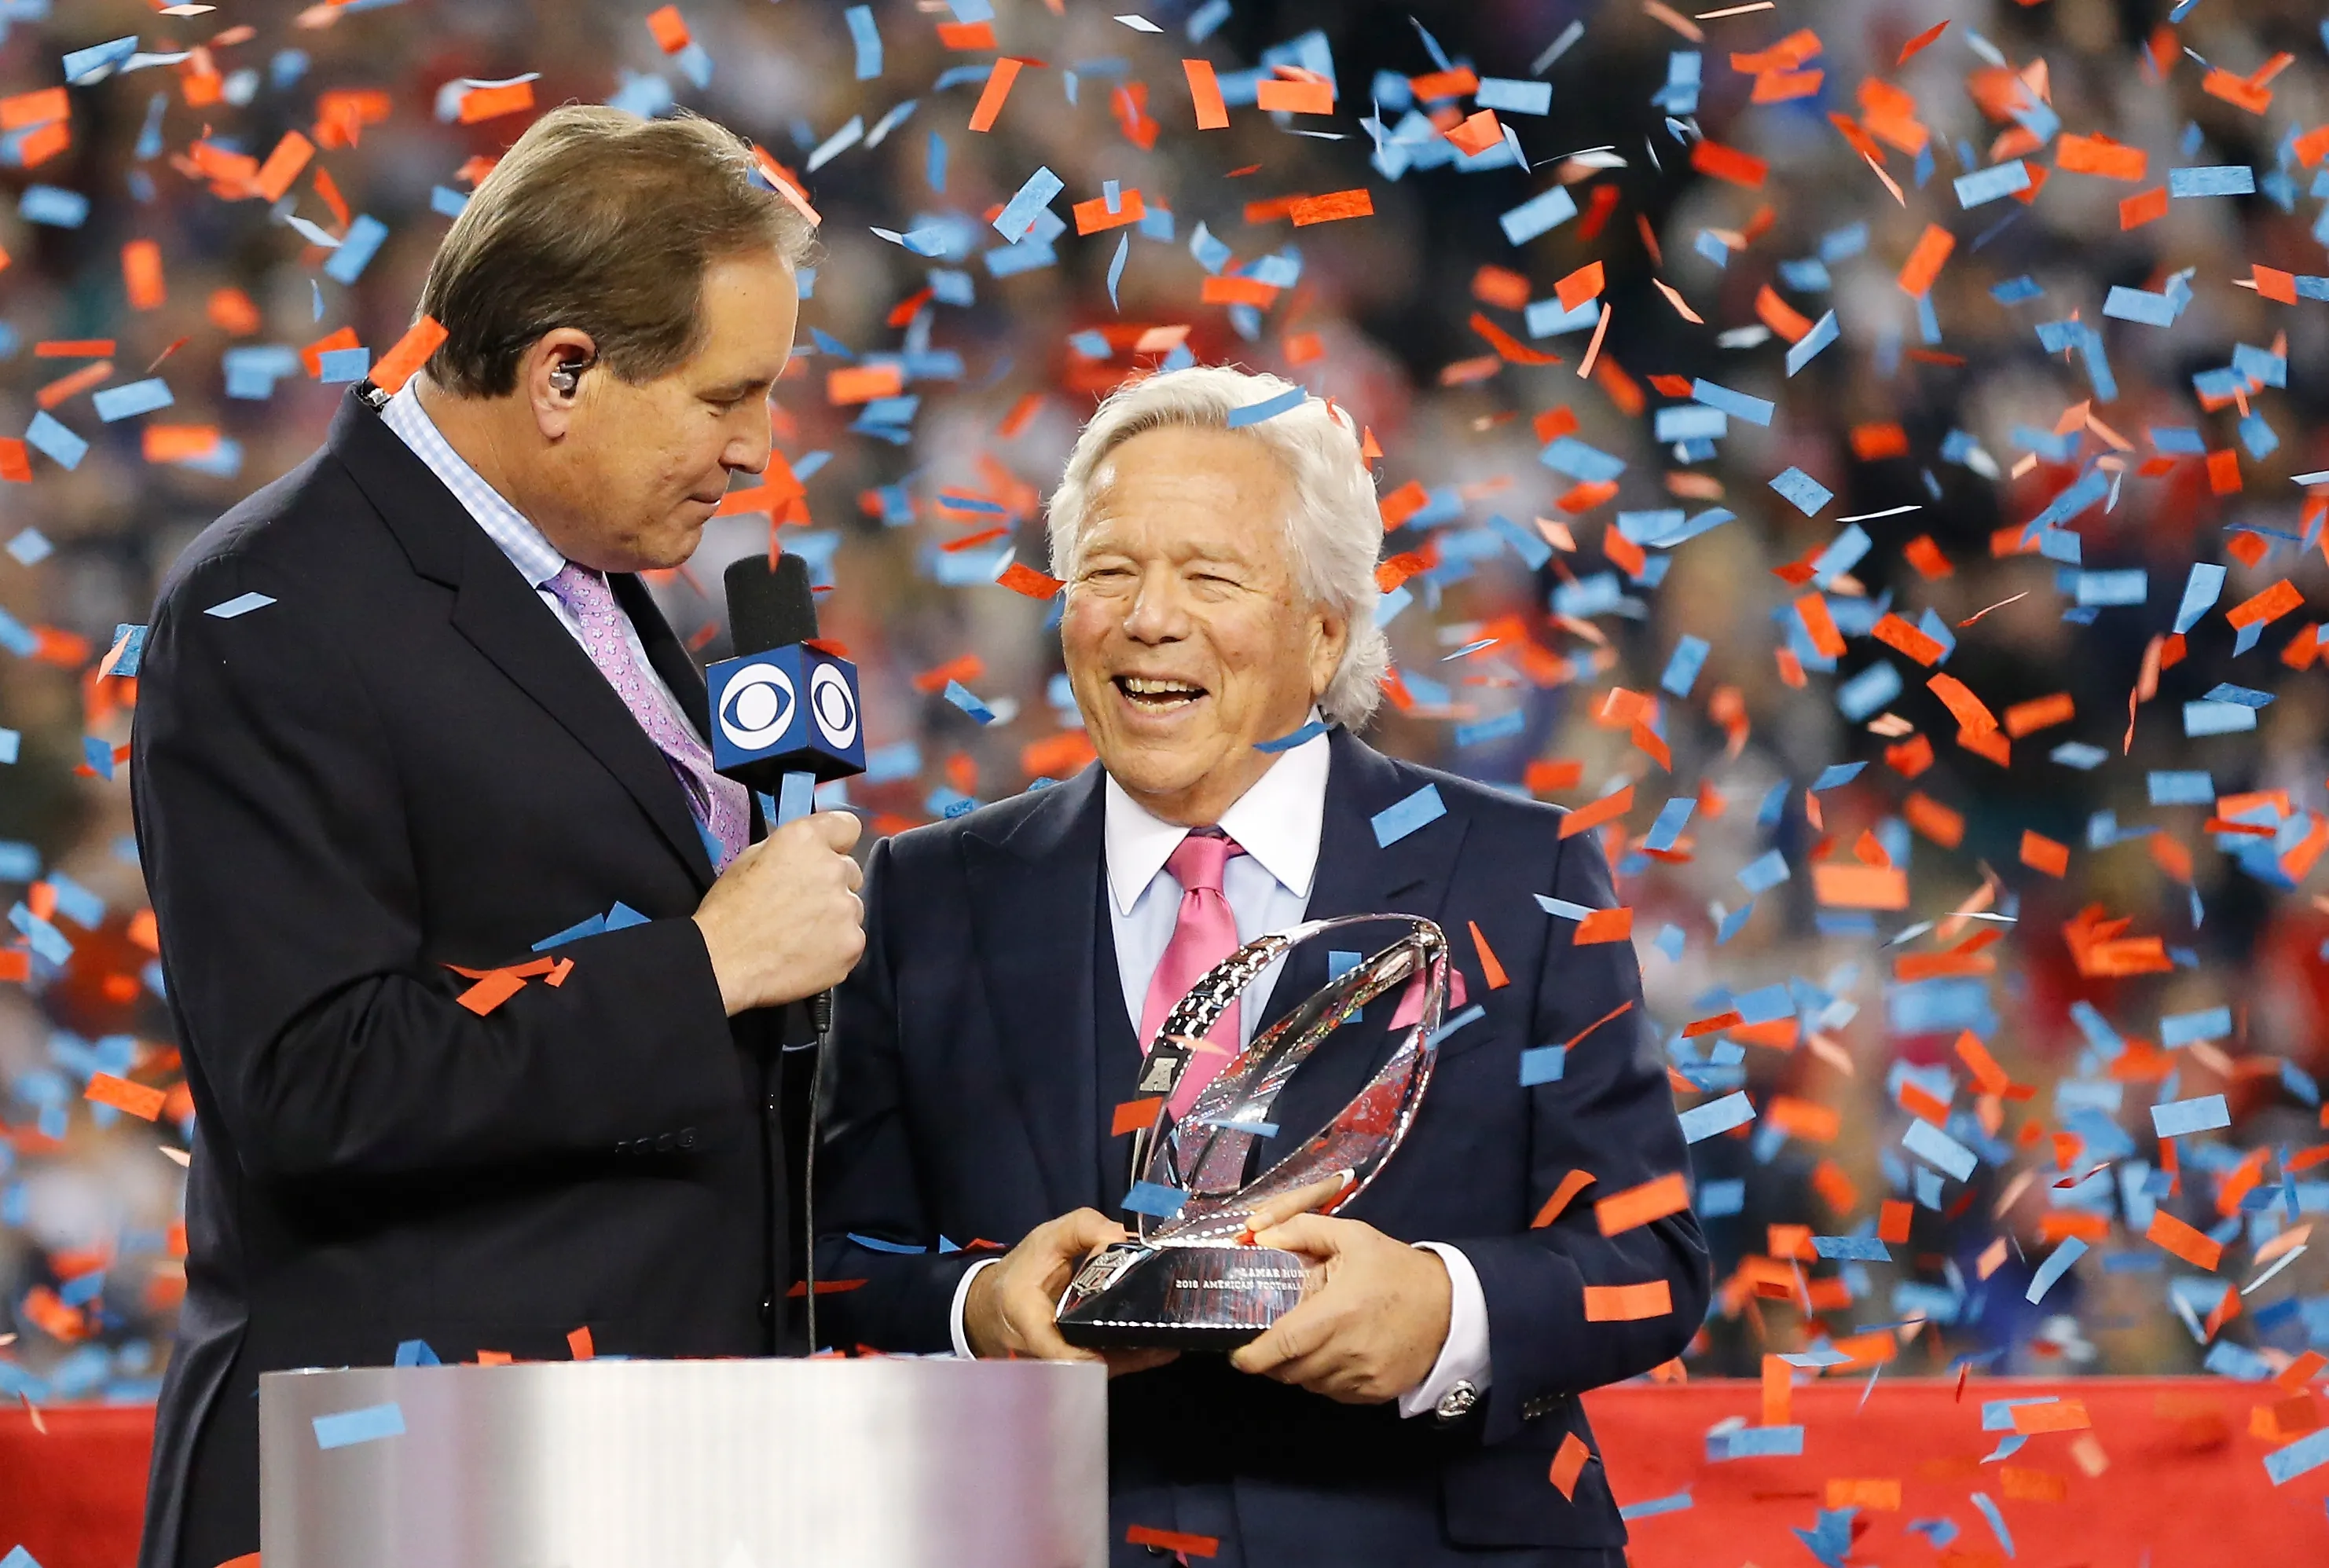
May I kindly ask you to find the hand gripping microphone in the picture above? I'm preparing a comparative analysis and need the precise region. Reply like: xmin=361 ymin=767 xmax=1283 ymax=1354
xmin=711 ymin=551 xmax=866 ymax=1353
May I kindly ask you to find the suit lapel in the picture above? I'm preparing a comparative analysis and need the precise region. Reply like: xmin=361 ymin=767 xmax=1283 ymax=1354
xmin=327 ymin=387 xmax=717 ymax=890
xmin=1253 ymin=729 xmax=1471 ymax=1163
xmin=964 ymin=770 xmax=1106 ymax=1216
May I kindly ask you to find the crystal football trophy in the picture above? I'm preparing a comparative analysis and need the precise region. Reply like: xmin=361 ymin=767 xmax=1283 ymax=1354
xmin=1054 ymin=914 xmax=1449 ymax=1349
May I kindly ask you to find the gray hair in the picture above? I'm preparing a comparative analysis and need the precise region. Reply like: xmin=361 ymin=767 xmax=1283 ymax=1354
xmin=1045 ymin=365 xmax=1389 ymax=729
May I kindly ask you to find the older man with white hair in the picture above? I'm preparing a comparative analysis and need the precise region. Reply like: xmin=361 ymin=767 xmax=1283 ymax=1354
xmin=819 ymin=365 xmax=1707 ymax=1566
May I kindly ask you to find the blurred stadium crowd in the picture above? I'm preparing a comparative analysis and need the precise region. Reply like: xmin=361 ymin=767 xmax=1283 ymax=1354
xmin=5 ymin=0 xmax=2329 ymax=1412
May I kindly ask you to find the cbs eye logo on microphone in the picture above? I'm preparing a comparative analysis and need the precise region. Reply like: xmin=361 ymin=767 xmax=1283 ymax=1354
xmin=706 ymin=644 xmax=866 ymax=782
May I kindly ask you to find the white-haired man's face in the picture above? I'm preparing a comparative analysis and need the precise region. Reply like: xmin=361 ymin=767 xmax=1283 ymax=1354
xmin=1061 ymin=423 xmax=1348 ymax=825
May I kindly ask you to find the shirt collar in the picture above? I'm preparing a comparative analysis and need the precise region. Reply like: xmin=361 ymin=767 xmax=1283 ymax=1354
xmin=380 ymin=376 xmax=568 ymax=591
xmin=1102 ymin=714 xmax=1331 ymax=915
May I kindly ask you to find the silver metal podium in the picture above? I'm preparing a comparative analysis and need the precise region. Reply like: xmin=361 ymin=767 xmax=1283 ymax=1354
xmin=260 ymin=1358 xmax=1106 ymax=1568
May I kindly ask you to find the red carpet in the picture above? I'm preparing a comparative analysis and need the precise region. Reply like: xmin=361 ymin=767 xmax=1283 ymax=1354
xmin=5 ymin=1379 xmax=2324 ymax=1566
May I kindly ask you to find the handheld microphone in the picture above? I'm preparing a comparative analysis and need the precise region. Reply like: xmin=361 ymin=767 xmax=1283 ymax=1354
xmin=711 ymin=551 xmax=866 ymax=1354
xmin=710 ymin=552 xmax=867 ymax=819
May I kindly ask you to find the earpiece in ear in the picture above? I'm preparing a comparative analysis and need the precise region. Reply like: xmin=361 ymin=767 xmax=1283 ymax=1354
xmin=549 ymin=354 xmax=592 ymax=396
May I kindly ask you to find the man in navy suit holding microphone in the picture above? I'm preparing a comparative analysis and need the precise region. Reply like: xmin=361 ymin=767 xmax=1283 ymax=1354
xmin=820 ymin=365 xmax=1711 ymax=1566
xmin=130 ymin=107 xmax=864 ymax=1568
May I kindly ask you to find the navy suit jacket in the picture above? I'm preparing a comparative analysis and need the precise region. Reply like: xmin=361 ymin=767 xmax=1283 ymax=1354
xmin=819 ymin=729 xmax=1709 ymax=1566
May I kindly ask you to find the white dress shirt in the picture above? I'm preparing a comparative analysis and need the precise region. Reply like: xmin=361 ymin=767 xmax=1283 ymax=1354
xmin=948 ymin=722 xmax=1492 ymax=1418
xmin=378 ymin=376 xmax=697 ymax=736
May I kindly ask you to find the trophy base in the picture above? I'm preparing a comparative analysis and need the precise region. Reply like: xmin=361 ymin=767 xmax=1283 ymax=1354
xmin=1054 ymin=1240 xmax=1310 ymax=1350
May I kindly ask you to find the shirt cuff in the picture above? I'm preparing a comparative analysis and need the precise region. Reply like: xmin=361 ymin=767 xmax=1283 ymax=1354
xmin=948 ymin=1257 xmax=1003 ymax=1358
xmin=1397 ymin=1241 xmax=1492 ymax=1419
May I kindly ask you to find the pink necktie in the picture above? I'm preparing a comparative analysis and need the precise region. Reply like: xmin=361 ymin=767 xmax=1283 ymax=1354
xmin=545 ymin=562 xmax=750 ymax=870
xmin=1139 ymin=829 xmax=1248 ymax=1122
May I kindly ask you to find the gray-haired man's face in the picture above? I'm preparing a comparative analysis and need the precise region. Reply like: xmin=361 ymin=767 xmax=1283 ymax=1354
xmin=1061 ymin=423 xmax=1348 ymax=826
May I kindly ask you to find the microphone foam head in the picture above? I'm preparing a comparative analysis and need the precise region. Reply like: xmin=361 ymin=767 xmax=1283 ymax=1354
xmin=726 ymin=550 xmax=819 ymax=654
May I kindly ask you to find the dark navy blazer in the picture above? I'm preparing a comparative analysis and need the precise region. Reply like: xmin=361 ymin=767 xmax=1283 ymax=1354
xmin=819 ymin=727 xmax=1709 ymax=1566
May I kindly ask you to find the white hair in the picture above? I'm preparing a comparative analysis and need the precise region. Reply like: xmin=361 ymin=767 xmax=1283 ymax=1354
xmin=1045 ymin=365 xmax=1389 ymax=730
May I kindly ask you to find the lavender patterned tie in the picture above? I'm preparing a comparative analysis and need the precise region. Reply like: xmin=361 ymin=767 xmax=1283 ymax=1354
xmin=545 ymin=562 xmax=750 ymax=870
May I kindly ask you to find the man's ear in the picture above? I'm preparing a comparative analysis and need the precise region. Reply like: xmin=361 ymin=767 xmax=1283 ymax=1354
xmin=1309 ymin=602 xmax=1350 ymax=699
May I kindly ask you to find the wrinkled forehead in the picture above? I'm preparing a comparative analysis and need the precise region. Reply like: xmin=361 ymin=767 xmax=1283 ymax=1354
xmin=1079 ymin=425 xmax=1296 ymax=559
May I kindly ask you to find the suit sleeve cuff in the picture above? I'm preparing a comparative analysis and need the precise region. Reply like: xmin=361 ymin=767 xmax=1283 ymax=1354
xmin=1398 ymin=1241 xmax=1492 ymax=1419
xmin=949 ymin=1257 xmax=1003 ymax=1358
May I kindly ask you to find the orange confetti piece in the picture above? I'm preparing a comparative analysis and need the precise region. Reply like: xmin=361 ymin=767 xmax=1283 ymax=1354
xmin=2227 ymin=578 xmax=2300 ymax=628
xmin=1559 ymin=785 xmax=1633 ymax=840
xmin=1407 ymin=68 xmax=1480 ymax=101
xmin=1897 ymin=223 xmax=1954 ymax=295
xmin=1827 ymin=1478 xmax=1902 ymax=1511
xmin=2146 ymin=1208 xmax=2223 ymax=1271
xmin=645 ymin=5 xmax=689 ymax=53
xmin=1288 ymin=189 xmax=1373 ymax=225
xmin=1201 ymin=274 xmax=1279 ymax=307
xmin=2010 ymin=1398 xmax=2092 ymax=1434
xmin=1850 ymin=422 xmax=1909 ymax=460
xmin=1649 ymin=278 xmax=1704 ymax=324
xmin=143 ymin=425 xmax=220 ymax=463
xmin=2057 ymin=133 xmax=2146 ymax=181
xmin=35 ymin=339 xmax=112 ymax=357
xmin=968 ymin=58 xmax=1024 ymax=133
xmin=2020 ymin=830 xmax=2069 ymax=877
xmin=827 ymin=364 xmax=905 ymax=405
xmin=1897 ymin=20 xmax=1949 ymax=65
xmin=935 ymin=20 xmax=996 ymax=49
xmin=1575 ymin=907 xmax=1634 ymax=944
xmin=1549 ymin=1431 xmax=1592 ymax=1499
xmin=253 ymin=130 xmax=316 ymax=203
xmin=1583 ymin=1280 xmax=1673 ymax=1321
xmin=1183 ymin=60 xmax=1229 ymax=129
xmin=1469 ymin=311 xmax=1560 ymax=366
xmin=36 ymin=360 xmax=110 ymax=409
xmin=1072 ymin=190 xmax=1147 ymax=234
xmin=1575 ymin=302 xmax=1611 ymax=380
xmin=1555 ymin=261 xmax=1606 ymax=313
xmin=1125 ymin=1526 xmax=1218 ymax=1559
xmin=2119 ymin=185 xmax=2167 ymax=228
xmin=995 ymin=562 xmax=1064 ymax=600
xmin=1871 ymin=612 xmax=1946 ymax=665
xmin=1112 ymin=1098 xmax=1161 ymax=1137
xmin=1812 ymin=862 xmax=1909 ymax=910
xmin=1533 ymin=1169 xmax=1597 ymax=1229
xmin=369 ymin=315 xmax=449 ymax=397
xmin=1689 ymin=137 xmax=1767 ymax=188
xmin=1794 ymin=594 xmax=1847 ymax=659
xmin=459 ymin=81 xmax=534 ymax=124
xmin=1903 ymin=791 xmax=1965 ymax=848
xmin=86 ymin=1072 xmax=167 ymax=1121
xmin=1596 ymin=1171 xmax=1691 ymax=1236
xmin=1444 ymin=110 xmax=1503 ymax=157
xmin=1468 ymin=920 xmax=1510 ymax=991
xmin=1253 ymin=75 xmax=1333 ymax=115
xmin=1927 ymin=672 xmax=1997 ymax=735
xmin=567 ymin=1324 xmax=596 ymax=1359
xmin=2004 ymin=692 xmax=2074 ymax=737
xmin=457 ymin=969 xmax=529 ymax=1017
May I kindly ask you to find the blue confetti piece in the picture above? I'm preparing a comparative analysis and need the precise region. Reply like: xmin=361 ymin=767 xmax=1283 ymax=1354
xmin=1785 ymin=310 xmax=1839 ymax=375
xmin=1254 ymin=719 xmax=1329 ymax=753
xmin=1534 ymin=895 xmax=1594 ymax=920
xmin=2172 ymin=562 xmax=2225 ymax=632
xmin=1617 ymin=1489 xmax=1693 ymax=1522
xmin=1106 ymin=232 xmax=1128 ymax=310
xmin=926 ymin=130 xmax=948 ymax=192
xmin=1370 ymin=782 xmax=1444 ymax=846
xmin=2200 ymin=682 xmax=2272 ymax=708
xmin=2147 ymin=770 xmax=2214 ymax=805
xmin=1428 ymin=1003 xmax=1486 ymax=1048
xmin=1227 ymin=384 xmax=1306 ymax=427
xmin=1813 ymin=1235 xmax=1891 ymax=1262
xmin=2160 ymin=1006 xmax=2229 ymax=1046
xmin=2074 ymin=569 xmax=2147 ymax=606
xmin=1498 ymin=183 xmax=1578 ymax=245
xmin=430 ymin=185 xmax=470 ymax=218
xmin=314 ymin=1401 xmax=406 ymax=1449
xmin=1718 ymin=1424 xmax=1804 ymax=1458
xmin=1121 ymin=1181 xmax=1187 ymax=1218
xmin=845 ymin=5 xmax=882 ymax=79
xmin=1737 ymin=849 xmax=1790 ymax=895
xmin=1903 ymin=1117 xmax=1977 ymax=1181
xmin=1679 ymin=1090 xmax=1755 ymax=1143
xmin=317 ymin=346 xmax=372 ymax=384
xmin=322 ymin=214 xmax=389 ymax=284
xmin=2168 ymin=164 xmax=2254 ymax=196
xmin=19 ymin=185 xmax=87 ymax=228
xmin=2025 ymin=1236 xmax=2086 ymax=1303
xmin=993 ymin=165 xmax=1064 ymax=243
xmin=845 ymin=1231 xmax=929 ymax=1255
xmin=1689 ymin=378 xmax=1774 ymax=426
xmin=1519 ymin=1044 xmax=1567 ymax=1086
xmin=1954 ymin=159 xmax=2033 ymax=207
xmin=204 ymin=592 xmax=277 ymax=620
xmin=1768 ymin=467 xmax=1832 ymax=516
xmin=1697 ymin=1178 xmax=1743 ymax=1216
xmin=1660 ymin=635 xmax=1709 ymax=698
xmin=2184 ymin=700 xmax=2255 ymax=736
xmin=392 ymin=1339 xmax=440 ymax=1367
xmin=2151 ymin=1094 xmax=2230 ymax=1138
xmin=25 ymin=410 xmax=86 ymax=471
xmin=2265 ymin=1424 xmax=2329 ymax=1485
xmin=1475 ymin=76 xmax=1551 ymax=115
xmin=1968 ymin=1491 xmax=2014 ymax=1558
xmin=941 ymin=679 xmax=996 ymax=724
xmin=6 ymin=528 xmax=50 ymax=566
xmin=1540 ymin=435 xmax=1627 ymax=483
